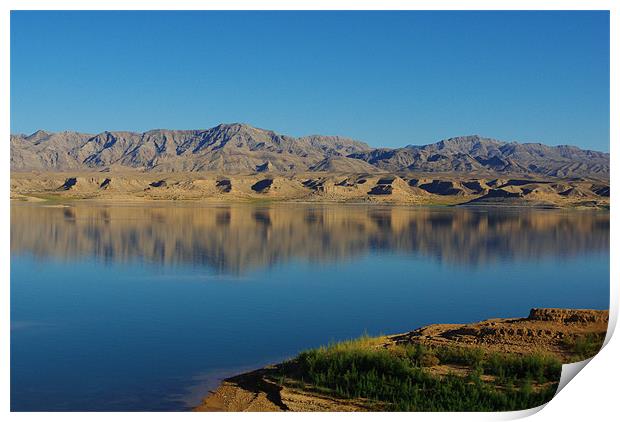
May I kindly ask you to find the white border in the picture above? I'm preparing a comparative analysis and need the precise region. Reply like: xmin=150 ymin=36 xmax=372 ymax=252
xmin=2 ymin=2 xmax=617 ymax=421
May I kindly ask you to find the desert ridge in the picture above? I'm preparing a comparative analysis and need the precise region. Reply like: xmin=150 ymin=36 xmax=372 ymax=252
xmin=11 ymin=171 xmax=610 ymax=209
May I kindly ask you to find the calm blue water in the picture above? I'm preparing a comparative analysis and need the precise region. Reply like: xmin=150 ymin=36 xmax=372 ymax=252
xmin=10 ymin=203 xmax=609 ymax=410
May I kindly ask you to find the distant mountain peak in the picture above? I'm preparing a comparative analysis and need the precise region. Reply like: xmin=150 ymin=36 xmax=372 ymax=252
xmin=213 ymin=122 xmax=270 ymax=133
xmin=25 ymin=129 xmax=50 ymax=139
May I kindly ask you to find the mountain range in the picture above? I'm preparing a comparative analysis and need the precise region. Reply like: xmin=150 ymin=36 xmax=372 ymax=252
xmin=10 ymin=123 xmax=609 ymax=178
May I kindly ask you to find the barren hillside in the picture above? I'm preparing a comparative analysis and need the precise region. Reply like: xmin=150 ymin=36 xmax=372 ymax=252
xmin=10 ymin=124 xmax=609 ymax=178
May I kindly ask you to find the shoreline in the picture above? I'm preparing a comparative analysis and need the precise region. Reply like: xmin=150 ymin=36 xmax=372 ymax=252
xmin=10 ymin=196 xmax=612 ymax=213
xmin=195 ymin=308 xmax=609 ymax=412
xmin=10 ymin=194 xmax=611 ymax=211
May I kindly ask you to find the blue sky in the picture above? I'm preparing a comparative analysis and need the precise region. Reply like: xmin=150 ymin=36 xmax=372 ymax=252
xmin=10 ymin=11 xmax=609 ymax=151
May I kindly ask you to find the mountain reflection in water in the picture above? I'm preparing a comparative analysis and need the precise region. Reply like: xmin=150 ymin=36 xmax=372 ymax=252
xmin=11 ymin=203 xmax=609 ymax=274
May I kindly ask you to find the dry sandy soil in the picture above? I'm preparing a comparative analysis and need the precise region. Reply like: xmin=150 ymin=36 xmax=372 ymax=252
xmin=194 ymin=308 xmax=608 ymax=412
xmin=11 ymin=171 xmax=610 ymax=209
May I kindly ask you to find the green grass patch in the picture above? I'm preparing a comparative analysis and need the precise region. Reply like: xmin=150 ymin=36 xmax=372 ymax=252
xmin=434 ymin=345 xmax=561 ymax=383
xmin=293 ymin=337 xmax=560 ymax=411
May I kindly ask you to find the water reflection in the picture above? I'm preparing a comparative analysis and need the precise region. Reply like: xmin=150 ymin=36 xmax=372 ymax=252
xmin=10 ymin=202 xmax=610 ymax=411
xmin=11 ymin=203 xmax=609 ymax=273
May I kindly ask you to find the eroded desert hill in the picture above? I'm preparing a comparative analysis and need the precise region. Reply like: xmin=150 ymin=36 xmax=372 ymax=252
xmin=10 ymin=171 xmax=610 ymax=209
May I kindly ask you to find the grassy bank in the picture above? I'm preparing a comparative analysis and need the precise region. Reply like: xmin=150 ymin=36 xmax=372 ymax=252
xmin=287 ymin=336 xmax=561 ymax=411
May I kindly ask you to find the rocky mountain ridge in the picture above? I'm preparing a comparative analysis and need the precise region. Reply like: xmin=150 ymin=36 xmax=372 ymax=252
xmin=10 ymin=123 xmax=609 ymax=178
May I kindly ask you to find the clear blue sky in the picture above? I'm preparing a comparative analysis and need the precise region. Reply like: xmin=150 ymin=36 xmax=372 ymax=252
xmin=11 ymin=11 xmax=609 ymax=151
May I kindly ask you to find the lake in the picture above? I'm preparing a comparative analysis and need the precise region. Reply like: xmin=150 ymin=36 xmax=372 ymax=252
xmin=10 ymin=202 xmax=610 ymax=411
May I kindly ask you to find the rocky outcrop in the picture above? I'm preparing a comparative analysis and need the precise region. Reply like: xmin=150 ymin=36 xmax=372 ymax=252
xmin=528 ymin=308 xmax=609 ymax=324
xmin=394 ymin=308 xmax=608 ymax=358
